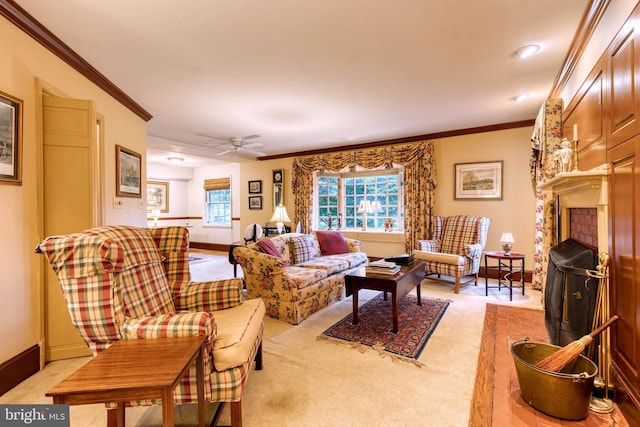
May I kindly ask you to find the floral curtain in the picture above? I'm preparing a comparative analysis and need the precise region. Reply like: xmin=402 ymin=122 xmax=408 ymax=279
xmin=292 ymin=141 xmax=436 ymax=252
xmin=529 ymin=98 xmax=563 ymax=291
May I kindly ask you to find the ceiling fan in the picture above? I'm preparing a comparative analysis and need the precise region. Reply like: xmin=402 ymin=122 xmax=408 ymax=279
xmin=198 ymin=134 xmax=266 ymax=157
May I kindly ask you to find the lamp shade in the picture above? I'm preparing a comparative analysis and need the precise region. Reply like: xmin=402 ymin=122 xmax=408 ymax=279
xmin=270 ymin=205 xmax=291 ymax=223
xmin=500 ymin=232 xmax=515 ymax=243
xmin=357 ymin=200 xmax=373 ymax=213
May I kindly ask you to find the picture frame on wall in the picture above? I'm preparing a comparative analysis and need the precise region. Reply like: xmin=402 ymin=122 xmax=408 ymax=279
xmin=0 ymin=91 xmax=23 ymax=185
xmin=147 ymin=181 xmax=169 ymax=213
xmin=248 ymin=180 xmax=262 ymax=194
xmin=454 ymin=160 xmax=503 ymax=200
xmin=116 ymin=145 xmax=142 ymax=197
xmin=249 ymin=195 xmax=262 ymax=210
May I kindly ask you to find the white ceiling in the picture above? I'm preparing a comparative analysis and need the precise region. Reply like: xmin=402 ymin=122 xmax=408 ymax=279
xmin=16 ymin=0 xmax=588 ymax=167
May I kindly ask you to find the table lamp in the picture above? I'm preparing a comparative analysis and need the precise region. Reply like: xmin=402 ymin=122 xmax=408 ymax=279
xmin=270 ymin=204 xmax=291 ymax=234
xmin=500 ymin=232 xmax=515 ymax=255
xmin=357 ymin=200 xmax=373 ymax=231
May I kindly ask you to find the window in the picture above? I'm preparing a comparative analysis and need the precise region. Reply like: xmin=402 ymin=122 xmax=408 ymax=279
xmin=315 ymin=169 xmax=403 ymax=231
xmin=204 ymin=178 xmax=231 ymax=226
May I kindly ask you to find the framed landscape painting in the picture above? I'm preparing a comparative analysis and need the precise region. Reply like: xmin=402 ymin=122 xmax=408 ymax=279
xmin=116 ymin=145 xmax=142 ymax=197
xmin=454 ymin=161 xmax=503 ymax=200
xmin=147 ymin=181 xmax=169 ymax=212
xmin=0 ymin=91 xmax=23 ymax=185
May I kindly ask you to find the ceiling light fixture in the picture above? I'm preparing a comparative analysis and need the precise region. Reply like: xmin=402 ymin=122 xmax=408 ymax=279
xmin=512 ymin=44 xmax=540 ymax=59
xmin=167 ymin=156 xmax=184 ymax=164
xmin=510 ymin=93 xmax=531 ymax=103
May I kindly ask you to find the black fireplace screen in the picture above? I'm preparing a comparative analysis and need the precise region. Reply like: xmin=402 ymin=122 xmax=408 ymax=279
xmin=544 ymin=238 xmax=598 ymax=348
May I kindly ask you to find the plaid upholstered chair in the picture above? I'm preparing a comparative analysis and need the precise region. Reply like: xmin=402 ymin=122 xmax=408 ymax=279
xmin=36 ymin=225 xmax=264 ymax=427
xmin=414 ymin=215 xmax=491 ymax=293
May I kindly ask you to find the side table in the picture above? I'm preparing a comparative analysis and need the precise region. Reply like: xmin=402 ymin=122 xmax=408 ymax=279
xmin=46 ymin=336 xmax=206 ymax=427
xmin=484 ymin=251 xmax=526 ymax=301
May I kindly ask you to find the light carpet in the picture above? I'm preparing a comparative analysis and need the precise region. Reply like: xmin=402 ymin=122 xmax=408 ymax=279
xmin=1 ymin=254 xmax=542 ymax=426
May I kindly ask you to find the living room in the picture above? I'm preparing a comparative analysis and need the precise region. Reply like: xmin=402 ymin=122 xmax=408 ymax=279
xmin=2 ymin=0 xmax=640 ymax=425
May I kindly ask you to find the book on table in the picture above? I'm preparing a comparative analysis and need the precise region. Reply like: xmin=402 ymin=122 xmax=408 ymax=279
xmin=366 ymin=260 xmax=400 ymax=275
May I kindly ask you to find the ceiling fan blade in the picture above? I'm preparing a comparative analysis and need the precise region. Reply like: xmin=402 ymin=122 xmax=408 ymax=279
xmin=217 ymin=149 xmax=235 ymax=156
xmin=243 ymin=142 xmax=263 ymax=149
xmin=242 ymin=134 xmax=260 ymax=141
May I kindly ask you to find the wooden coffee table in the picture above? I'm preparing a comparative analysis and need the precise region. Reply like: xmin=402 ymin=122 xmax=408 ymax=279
xmin=345 ymin=259 xmax=425 ymax=333
xmin=46 ymin=336 xmax=206 ymax=427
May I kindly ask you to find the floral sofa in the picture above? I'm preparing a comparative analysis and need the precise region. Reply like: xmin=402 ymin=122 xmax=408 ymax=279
xmin=233 ymin=232 xmax=368 ymax=324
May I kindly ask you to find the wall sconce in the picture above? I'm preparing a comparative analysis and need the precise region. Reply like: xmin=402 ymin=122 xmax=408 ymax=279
xmin=500 ymin=232 xmax=515 ymax=255
xmin=357 ymin=200 xmax=373 ymax=231
xmin=270 ymin=204 xmax=291 ymax=234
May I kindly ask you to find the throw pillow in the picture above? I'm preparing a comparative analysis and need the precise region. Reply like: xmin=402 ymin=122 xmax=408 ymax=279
xmin=316 ymin=231 xmax=349 ymax=255
xmin=256 ymin=238 xmax=282 ymax=258
xmin=289 ymin=235 xmax=318 ymax=264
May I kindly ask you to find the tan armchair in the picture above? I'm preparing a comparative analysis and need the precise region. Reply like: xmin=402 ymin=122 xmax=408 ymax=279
xmin=414 ymin=215 xmax=491 ymax=293
xmin=36 ymin=225 xmax=264 ymax=427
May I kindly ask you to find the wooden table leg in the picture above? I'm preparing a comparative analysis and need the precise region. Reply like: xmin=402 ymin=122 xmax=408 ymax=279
xmin=161 ymin=389 xmax=174 ymax=427
xmin=196 ymin=343 xmax=205 ymax=427
xmin=416 ymin=282 xmax=422 ymax=306
xmin=352 ymin=285 xmax=359 ymax=326
xmin=391 ymin=291 xmax=398 ymax=333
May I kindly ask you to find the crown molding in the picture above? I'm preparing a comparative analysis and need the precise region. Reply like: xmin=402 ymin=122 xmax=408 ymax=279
xmin=0 ymin=0 xmax=152 ymax=122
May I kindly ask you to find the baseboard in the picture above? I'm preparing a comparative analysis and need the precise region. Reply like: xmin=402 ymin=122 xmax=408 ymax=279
xmin=0 ymin=344 xmax=40 ymax=396
xmin=190 ymin=242 xmax=229 ymax=252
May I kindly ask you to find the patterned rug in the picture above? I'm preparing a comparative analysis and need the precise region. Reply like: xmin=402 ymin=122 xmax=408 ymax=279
xmin=319 ymin=293 xmax=449 ymax=363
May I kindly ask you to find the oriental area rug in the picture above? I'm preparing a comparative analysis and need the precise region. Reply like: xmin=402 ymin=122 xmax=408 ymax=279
xmin=318 ymin=293 xmax=449 ymax=364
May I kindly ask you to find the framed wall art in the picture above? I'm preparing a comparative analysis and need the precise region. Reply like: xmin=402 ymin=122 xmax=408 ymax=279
xmin=454 ymin=161 xmax=503 ymax=200
xmin=249 ymin=195 xmax=262 ymax=210
xmin=116 ymin=145 xmax=142 ymax=197
xmin=248 ymin=180 xmax=262 ymax=194
xmin=147 ymin=181 xmax=169 ymax=212
xmin=0 ymin=91 xmax=23 ymax=185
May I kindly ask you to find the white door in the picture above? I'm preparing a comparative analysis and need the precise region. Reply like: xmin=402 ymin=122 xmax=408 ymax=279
xmin=42 ymin=95 xmax=98 ymax=361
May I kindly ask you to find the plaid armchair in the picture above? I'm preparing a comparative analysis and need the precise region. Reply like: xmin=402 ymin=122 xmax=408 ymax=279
xmin=414 ymin=215 xmax=491 ymax=293
xmin=36 ymin=225 xmax=264 ymax=427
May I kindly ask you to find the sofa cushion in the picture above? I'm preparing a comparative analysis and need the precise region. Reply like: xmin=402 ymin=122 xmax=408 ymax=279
xmin=296 ymin=257 xmax=351 ymax=275
xmin=211 ymin=297 xmax=265 ymax=371
xmin=285 ymin=266 xmax=329 ymax=289
xmin=316 ymin=231 xmax=349 ymax=255
xmin=256 ymin=238 xmax=282 ymax=258
xmin=289 ymin=235 xmax=319 ymax=264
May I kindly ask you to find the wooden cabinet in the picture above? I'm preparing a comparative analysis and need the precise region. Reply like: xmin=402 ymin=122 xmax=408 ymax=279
xmin=608 ymin=136 xmax=640 ymax=407
xmin=607 ymin=20 xmax=640 ymax=148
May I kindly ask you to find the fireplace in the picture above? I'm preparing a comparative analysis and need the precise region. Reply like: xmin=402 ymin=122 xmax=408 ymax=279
xmin=539 ymin=168 xmax=609 ymax=351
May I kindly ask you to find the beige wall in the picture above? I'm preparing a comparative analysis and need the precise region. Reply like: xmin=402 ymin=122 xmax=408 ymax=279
xmin=433 ymin=127 xmax=537 ymax=263
xmin=0 ymin=16 xmax=147 ymax=364
xmin=230 ymin=127 xmax=537 ymax=261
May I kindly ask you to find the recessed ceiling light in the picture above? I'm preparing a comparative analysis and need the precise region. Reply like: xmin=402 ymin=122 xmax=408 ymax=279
xmin=513 ymin=44 xmax=540 ymax=59
xmin=510 ymin=94 xmax=531 ymax=103
xmin=167 ymin=156 xmax=184 ymax=164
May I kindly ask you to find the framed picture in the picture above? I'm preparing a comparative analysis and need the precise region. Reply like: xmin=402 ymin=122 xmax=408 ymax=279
xmin=249 ymin=195 xmax=262 ymax=210
xmin=248 ymin=180 xmax=262 ymax=194
xmin=147 ymin=181 xmax=169 ymax=212
xmin=273 ymin=169 xmax=283 ymax=184
xmin=454 ymin=161 xmax=503 ymax=200
xmin=0 ymin=91 xmax=23 ymax=185
xmin=116 ymin=145 xmax=142 ymax=197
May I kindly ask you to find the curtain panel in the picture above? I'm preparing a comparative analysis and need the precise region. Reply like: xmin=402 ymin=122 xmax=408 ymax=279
xmin=292 ymin=141 xmax=436 ymax=253
xmin=529 ymin=98 xmax=563 ymax=292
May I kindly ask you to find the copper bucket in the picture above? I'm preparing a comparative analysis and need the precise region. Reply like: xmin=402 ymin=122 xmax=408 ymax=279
xmin=510 ymin=338 xmax=598 ymax=420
